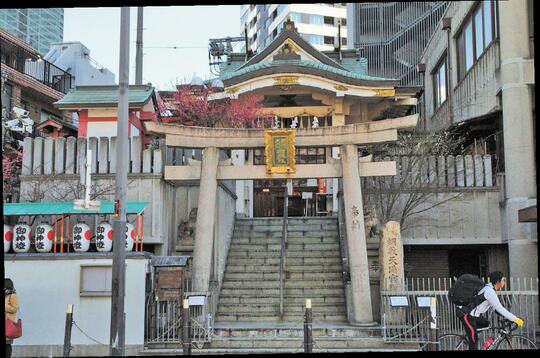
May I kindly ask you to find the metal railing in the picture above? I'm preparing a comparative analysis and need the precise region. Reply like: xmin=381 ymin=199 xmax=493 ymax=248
xmin=279 ymin=183 xmax=289 ymax=320
xmin=144 ymin=270 xmax=215 ymax=346
xmin=381 ymin=277 xmax=538 ymax=348
xmin=0 ymin=33 xmax=73 ymax=94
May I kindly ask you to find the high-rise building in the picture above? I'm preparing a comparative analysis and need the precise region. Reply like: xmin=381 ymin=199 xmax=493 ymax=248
xmin=0 ymin=8 xmax=64 ymax=55
xmin=346 ymin=2 xmax=447 ymax=86
xmin=241 ymin=4 xmax=348 ymax=53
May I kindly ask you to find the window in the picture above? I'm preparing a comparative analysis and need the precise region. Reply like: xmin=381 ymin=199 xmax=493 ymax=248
xmin=272 ymin=28 xmax=278 ymax=38
xmin=324 ymin=16 xmax=334 ymax=25
xmin=341 ymin=37 xmax=347 ymax=46
xmin=80 ymin=265 xmax=112 ymax=296
xmin=324 ymin=36 xmax=334 ymax=45
xmin=340 ymin=18 xmax=347 ymax=26
xmin=309 ymin=14 xmax=323 ymax=26
xmin=432 ymin=55 xmax=448 ymax=109
xmin=309 ymin=34 xmax=324 ymax=45
xmin=456 ymin=0 xmax=498 ymax=80
xmin=290 ymin=12 xmax=302 ymax=24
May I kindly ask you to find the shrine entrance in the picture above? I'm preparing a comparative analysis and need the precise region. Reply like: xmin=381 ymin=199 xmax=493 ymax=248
xmin=145 ymin=115 xmax=417 ymax=325
xmin=253 ymin=178 xmax=331 ymax=217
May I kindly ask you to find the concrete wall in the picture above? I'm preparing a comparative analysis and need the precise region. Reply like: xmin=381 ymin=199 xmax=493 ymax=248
xmin=400 ymin=190 xmax=501 ymax=244
xmin=4 ymin=253 xmax=149 ymax=357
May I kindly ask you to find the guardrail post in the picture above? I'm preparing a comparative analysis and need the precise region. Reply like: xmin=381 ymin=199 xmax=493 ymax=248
xmin=182 ymin=299 xmax=191 ymax=355
xmin=304 ymin=299 xmax=313 ymax=353
xmin=63 ymin=304 xmax=73 ymax=357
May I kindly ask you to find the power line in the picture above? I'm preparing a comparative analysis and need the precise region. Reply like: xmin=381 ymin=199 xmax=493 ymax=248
xmin=141 ymin=44 xmax=207 ymax=49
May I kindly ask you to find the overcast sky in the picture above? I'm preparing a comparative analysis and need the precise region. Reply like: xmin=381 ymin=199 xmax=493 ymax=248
xmin=63 ymin=6 xmax=241 ymax=90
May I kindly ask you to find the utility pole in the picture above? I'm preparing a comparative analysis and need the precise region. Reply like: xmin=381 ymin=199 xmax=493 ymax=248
xmin=135 ymin=7 xmax=143 ymax=85
xmin=110 ymin=6 xmax=130 ymax=356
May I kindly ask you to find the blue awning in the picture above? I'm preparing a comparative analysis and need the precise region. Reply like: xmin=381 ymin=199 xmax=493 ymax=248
xmin=3 ymin=201 xmax=150 ymax=216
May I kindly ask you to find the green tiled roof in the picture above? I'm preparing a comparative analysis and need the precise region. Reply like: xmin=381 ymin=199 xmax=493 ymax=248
xmin=220 ymin=60 xmax=396 ymax=82
xmin=54 ymin=85 xmax=154 ymax=108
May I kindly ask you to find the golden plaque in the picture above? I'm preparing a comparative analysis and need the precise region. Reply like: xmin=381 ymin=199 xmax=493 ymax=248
xmin=264 ymin=129 xmax=296 ymax=174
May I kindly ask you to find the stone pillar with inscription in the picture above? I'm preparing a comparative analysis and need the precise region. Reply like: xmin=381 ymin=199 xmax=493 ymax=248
xmin=379 ymin=221 xmax=404 ymax=291
xmin=192 ymin=146 xmax=220 ymax=292
xmin=340 ymin=144 xmax=374 ymax=325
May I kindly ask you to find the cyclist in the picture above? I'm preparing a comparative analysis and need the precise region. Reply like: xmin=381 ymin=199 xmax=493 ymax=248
xmin=456 ymin=271 xmax=524 ymax=350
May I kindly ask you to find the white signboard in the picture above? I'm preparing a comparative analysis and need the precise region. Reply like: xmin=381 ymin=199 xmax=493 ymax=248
xmin=390 ymin=296 xmax=409 ymax=307
xmin=417 ymin=297 xmax=432 ymax=308
xmin=188 ymin=295 xmax=206 ymax=306
xmin=302 ymin=192 xmax=313 ymax=200
xmin=307 ymin=179 xmax=317 ymax=187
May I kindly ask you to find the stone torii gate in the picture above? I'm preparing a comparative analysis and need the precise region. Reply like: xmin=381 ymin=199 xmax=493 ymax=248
xmin=145 ymin=114 xmax=417 ymax=324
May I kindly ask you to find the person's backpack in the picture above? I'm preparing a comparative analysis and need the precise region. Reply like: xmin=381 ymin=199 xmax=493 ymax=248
xmin=448 ymin=274 xmax=487 ymax=308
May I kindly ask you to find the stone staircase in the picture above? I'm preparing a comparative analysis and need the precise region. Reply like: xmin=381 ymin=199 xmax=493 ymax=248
xmin=216 ymin=217 xmax=347 ymax=323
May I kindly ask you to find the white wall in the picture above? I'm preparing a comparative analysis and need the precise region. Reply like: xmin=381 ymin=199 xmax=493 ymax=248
xmin=5 ymin=254 xmax=148 ymax=352
xmin=86 ymin=121 xmax=139 ymax=139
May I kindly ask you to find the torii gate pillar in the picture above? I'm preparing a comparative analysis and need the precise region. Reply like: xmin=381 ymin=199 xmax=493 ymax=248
xmin=192 ymin=146 xmax=220 ymax=292
xmin=341 ymin=144 xmax=374 ymax=325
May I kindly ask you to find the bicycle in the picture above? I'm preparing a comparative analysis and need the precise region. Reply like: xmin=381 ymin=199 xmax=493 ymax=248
xmin=438 ymin=319 xmax=538 ymax=350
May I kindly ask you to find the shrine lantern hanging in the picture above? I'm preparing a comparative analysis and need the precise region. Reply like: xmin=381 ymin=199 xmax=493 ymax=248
xmin=72 ymin=223 xmax=91 ymax=252
xmin=4 ymin=225 xmax=13 ymax=253
xmin=96 ymin=222 xmax=113 ymax=252
xmin=125 ymin=223 xmax=135 ymax=252
xmin=35 ymin=223 xmax=54 ymax=253
xmin=12 ymin=224 xmax=31 ymax=253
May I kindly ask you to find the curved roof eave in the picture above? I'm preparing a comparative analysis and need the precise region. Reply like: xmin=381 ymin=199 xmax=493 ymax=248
xmin=222 ymin=65 xmax=400 ymax=88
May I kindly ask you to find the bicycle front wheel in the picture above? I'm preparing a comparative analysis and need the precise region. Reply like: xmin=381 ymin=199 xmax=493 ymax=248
xmin=495 ymin=334 xmax=538 ymax=350
xmin=438 ymin=334 xmax=468 ymax=351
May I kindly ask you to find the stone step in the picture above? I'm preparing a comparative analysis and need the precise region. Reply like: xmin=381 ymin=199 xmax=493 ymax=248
xmin=209 ymin=337 xmax=401 ymax=349
xmin=224 ymin=264 xmax=343 ymax=273
xmin=215 ymin=314 xmax=347 ymax=322
xmin=235 ymin=218 xmax=338 ymax=226
xmin=229 ymin=243 xmax=340 ymax=252
xmin=221 ymin=279 xmax=344 ymax=289
xmin=233 ymin=231 xmax=338 ymax=238
xmin=223 ymin=271 xmax=343 ymax=281
xmin=220 ymin=287 xmax=344 ymax=297
xmin=227 ymin=249 xmax=341 ymax=258
xmin=217 ymin=296 xmax=345 ymax=305
xmin=217 ymin=304 xmax=346 ymax=315
xmin=232 ymin=236 xmax=340 ymax=245
xmin=226 ymin=257 xmax=342 ymax=266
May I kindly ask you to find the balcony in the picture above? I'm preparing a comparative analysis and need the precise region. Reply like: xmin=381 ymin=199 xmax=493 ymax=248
xmin=1 ymin=32 xmax=73 ymax=94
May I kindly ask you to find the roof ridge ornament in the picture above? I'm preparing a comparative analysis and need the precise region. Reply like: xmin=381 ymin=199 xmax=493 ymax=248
xmin=283 ymin=17 xmax=297 ymax=32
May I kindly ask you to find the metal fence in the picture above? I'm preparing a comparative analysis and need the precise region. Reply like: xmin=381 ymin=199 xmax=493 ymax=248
xmin=144 ymin=272 xmax=216 ymax=346
xmin=381 ymin=277 xmax=538 ymax=348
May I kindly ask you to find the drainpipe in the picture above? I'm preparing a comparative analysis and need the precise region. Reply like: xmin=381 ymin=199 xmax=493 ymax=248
xmin=442 ymin=17 xmax=453 ymax=124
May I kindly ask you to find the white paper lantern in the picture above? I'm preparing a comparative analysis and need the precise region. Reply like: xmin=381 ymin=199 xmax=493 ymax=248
xmin=73 ymin=223 xmax=91 ymax=252
xmin=96 ymin=222 xmax=113 ymax=252
xmin=13 ymin=224 xmax=31 ymax=253
xmin=4 ymin=225 xmax=13 ymax=253
xmin=125 ymin=223 xmax=135 ymax=251
xmin=35 ymin=223 xmax=54 ymax=253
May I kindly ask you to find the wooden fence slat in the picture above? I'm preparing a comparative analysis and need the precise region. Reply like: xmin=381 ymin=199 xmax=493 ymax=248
xmin=98 ymin=137 xmax=109 ymax=174
xmin=142 ymin=149 xmax=152 ymax=173
xmin=76 ymin=137 xmax=87 ymax=175
xmin=54 ymin=137 xmax=66 ymax=174
xmin=131 ymin=136 xmax=141 ymax=173
xmin=438 ymin=155 xmax=446 ymax=187
xmin=65 ymin=137 xmax=76 ymax=174
xmin=43 ymin=137 xmax=54 ymax=175
xmin=456 ymin=155 xmax=464 ymax=187
xmin=474 ymin=154 xmax=484 ymax=187
xmin=88 ymin=137 xmax=98 ymax=174
xmin=484 ymin=155 xmax=493 ymax=186
xmin=109 ymin=136 xmax=117 ymax=174
xmin=465 ymin=155 xmax=474 ymax=187
xmin=21 ymin=137 xmax=33 ymax=175
xmin=32 ymin=137 xmax=43 ymax=175
xmin=153 ymin=149 xmax=163 ymax=174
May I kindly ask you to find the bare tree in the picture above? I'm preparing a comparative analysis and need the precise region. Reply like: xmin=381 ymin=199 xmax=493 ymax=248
xmin=362 ymin=130 xmax=465 ymax=233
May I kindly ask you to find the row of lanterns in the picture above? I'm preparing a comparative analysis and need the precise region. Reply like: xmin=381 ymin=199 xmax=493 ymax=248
xmin=4 ymin=223 xmax=137 ymax=253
